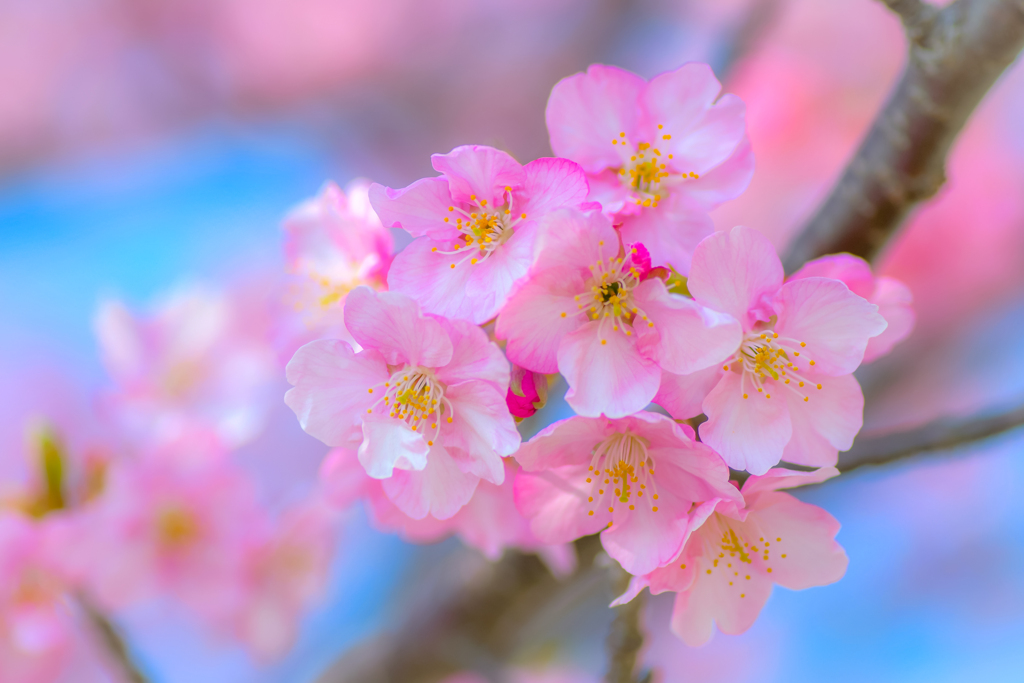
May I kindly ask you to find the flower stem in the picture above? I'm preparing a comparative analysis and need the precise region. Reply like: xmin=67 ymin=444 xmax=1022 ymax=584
xmin=604 ymin=567 xmax=648 ymax=683
xmin=77 ymin=595 xmax=150 ymax=683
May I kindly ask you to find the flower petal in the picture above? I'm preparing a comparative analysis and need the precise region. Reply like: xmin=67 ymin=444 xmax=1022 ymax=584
xmin=431 ymin=145 xmax=526 ymax=208
xmin=789 ymin=254 xmax=874 ymax=299
xmin=677 ymin=134 xmax=754 ymax=209
xmin=514 ymin=464 xmax=608 ymax=543
xmin=518 ymin=157 xmax=590 ymax=217
xmin=435 ymin=318 xmax=510 ymax=388
xmin=514 ymin=415 xmax=613 ymax=470
xmin=496 ymin=270 xmax=587 ymax=373
xmin=464 ymin=219 xmax=538 ymax=322
xmin=443 ymin=380 xmax=520 ymax=485
xmin=700 ymin=370 xmax=792 ymax=474
xmin=344 ymin=287 xmax=453 ymax=368
xmin=357 ymin=414 xmax=430 ymax=479
xmin=387 ymin=236 xmax=481 ymax=323
xmin=617 ymin=196 xmax=715 ymax=274
xmin=381 ymin=443 xmax=480 ymax=520
xmin=369 ymin=177 xmax=456 ymax=240
xmin=781 ymin=371 xmax=864 ymax=468
xmin=863 ymin=277 xmax=915 ymax=363
xmin=655 ymin=365 xmax=724 ymax=420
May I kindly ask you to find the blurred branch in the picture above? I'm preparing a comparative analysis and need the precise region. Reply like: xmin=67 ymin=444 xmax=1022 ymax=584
xmin=604 ymin=568 xmax=647 ymax=683
xmin=716 ymin=0 xmax=783 ymax=81
xmin=78 ymin=595 xmax=150 ymax=683
xmin=783 ymin=0 xmax=1024 ymax=271
xmin=839 ymin=400 xmax=1024 ymax=472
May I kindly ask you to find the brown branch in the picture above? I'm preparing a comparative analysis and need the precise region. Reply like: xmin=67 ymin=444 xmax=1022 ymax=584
xmin=604 ymin=568 xmax=647 ymax=683
xmin=78 ymin=595 xmax=150 ymax=683
xmin=782 ymin=0 xmax=1024 ymax=272
xmin=839 ymin=400 xmax=1024 ymax=472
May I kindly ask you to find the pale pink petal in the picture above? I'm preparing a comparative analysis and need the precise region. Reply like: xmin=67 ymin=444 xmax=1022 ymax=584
xmin=688 ymin=225 xmax=783 ymax=329
xmin=546 ymin=64 xmax=646 ymax=173
xmin=789 ymin=254 xmax=874 ymax=298
xmin=617 ymin=196 xmax=715 ymax=273
xmin=387 ymin=236 xmax=481 ymax=322
xmin=369 ymin=177 xmax=457 ymax=240
xmin=677 ymin=135 xmax=754 ymax=208
xmin=781 ymin=371 xmax=864 ymax=468
xmin=465 ymin=220 xmax=538 ymax=322
xmin=431 ymin=145 xmax=526 ymax=207
xmin=532 ymin=207 xmax=618 ymax=272
xmin=863 ymin=277 xmax=915 ymax=362
xmin=773 ymin=278 xmax=887 ymax=375
xmin=358 ymin=414 xmax=430 ymax=479
xmin=444 ymin=381 xmax=520 ymax=485
xmin=667 ymin=95 xmax=747 ymax=173
xmin=700 ymin=371 xmax=792 ymax=474
xmin=93 ymin=299 xmax=144 ymax=380
xmin=381 ymin=444 xmax=480 ymax=520
xmin=558 ymin=322 xmax=661 ymax=418
xmin=669 ymin=558 xmax=774 ymax=645
xmin=284 ymin=340 xmax=388 ymax=448
xmin=518 ymin=157 xmax=590 ymax=217
xmin=435 ymin=318 xmax=510 ymax=388
xmin=639 ymin=63 xmax=723 ymax=139
xmin=514 ymin=416 xmax=613 ymax=470
xmin=745 ymin=491 xmax=848 ymax=591
xmin=344 ymin=287 xmax=453 ymax=368
xmin=633 ymin=278 xmax=742 ymax=374
xmin=587 ymin=169 xmax=637 ymax=217
xmin=496 ymin=270 xmax=587 ymax=373
xmin=319 ymin=448 xmax=373 ymax=509
xmin=601 ymin=494 xmax=691 ymax=576
xmin=740 ymin=466 xmax=840 ymax=500
xmin=514 ymin=465 xmax=608 ymax=543
xmin=655 ymin=365 xmax=724 ymax=420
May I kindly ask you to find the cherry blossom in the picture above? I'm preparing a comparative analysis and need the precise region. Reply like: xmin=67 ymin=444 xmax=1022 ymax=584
xmin=614 ymin=467 xmax=847 ymax=646
xmin=506 ymin=365 xmax=549 ymax=420
xmin=496 ymin=207 xmax=740 ymax=418
xmin=790 ymin=253 xmax=915 ymax=363
xmin=285 ymin=287 xmax=520 ymax=519
xmin=513 ymin=411 xmax=740 ymax=576
xmin=370 ymin=145 xmax=589 ymax=324
xmin=668 ymin=225 xmax=887 ymax=474
xmin=546 ymin=63 xmax=753 ymax=273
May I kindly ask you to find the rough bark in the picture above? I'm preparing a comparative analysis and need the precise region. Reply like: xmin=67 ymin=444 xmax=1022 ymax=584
xmin=783 ymin=0 xmax=1024 ymax=271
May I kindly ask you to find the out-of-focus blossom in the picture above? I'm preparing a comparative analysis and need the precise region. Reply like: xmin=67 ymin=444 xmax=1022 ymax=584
xmin=285 ymin=287 xmax=519 ymax=519
xmin=233 ymin=498 xmax=338 ymax=661
xmin=79 ymin=431 xmax=264 ymax=622
xmin=371 ymin=145 xmax=589 ymax=324
xmin=506 ymin=366 xmax=549 ymax=420
xmin=677 ymin=226 xmax=885 ymax=474
xmin=322 ymin=451 xmax=575 ymax=575
xmin=282 ymin=179 xmax=393 ymax=349
xmin=94 ymin=285 xmax=278 ymax=448
xmin=547 ymin=63 xmax=753 ymax=274
xmin=497 ymin=208 xmax=740 ymax=418
xmin=442 ymin=666 xmax=597 ymax=683
xmin=616 ymin=467 xmax=847 ymax=646
xmin=514 ymin=412 xmax=739 ymax=576
xmin=0 ymin=514 xmax=73 ymax=683
xmin=790 ymin=254 xmax=915 ymax=363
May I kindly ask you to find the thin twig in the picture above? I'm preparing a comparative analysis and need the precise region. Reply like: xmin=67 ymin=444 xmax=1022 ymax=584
xmin=783 ymin=0 xmax=1024 ymax=271
xmin=839 ymin=400 xmax=1024 ymax=472
xmin=604 ymin=567 xmax=647 ymax=683
xmin=77 ymin=595 xmax=150 ymax=683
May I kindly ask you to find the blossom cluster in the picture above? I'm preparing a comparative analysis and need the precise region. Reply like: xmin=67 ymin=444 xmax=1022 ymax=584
xmin=285 ymin=63 xmax=914 ymax=644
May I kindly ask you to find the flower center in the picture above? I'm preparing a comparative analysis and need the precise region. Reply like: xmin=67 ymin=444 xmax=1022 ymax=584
xmin=365 ymin=367 xmax=452 ymax=446
xmin=723 ymin=330 xmax=822 ymax=402
xmin=561 ymin=243 xmax=655 ymax=343
xmin=157 ymin=506 xmax=199 ymax=547
xmin=583 ymin=431 xmax=660 ymax=517
xmin=610 ymin=127 xmax=700 ymax=208
xmin=680 ymin=514 xmax=788 ymax=598
xmin=434 ymin=189 xmax=526 ymax=268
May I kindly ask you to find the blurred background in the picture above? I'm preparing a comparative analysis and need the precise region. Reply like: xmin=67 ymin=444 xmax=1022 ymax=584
xmin=3 ymin=0 xmax=1024 ymax=681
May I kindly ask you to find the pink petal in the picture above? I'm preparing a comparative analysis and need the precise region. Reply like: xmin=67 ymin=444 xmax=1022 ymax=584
xmin=464 ymin=220 xmax=539 ymax=322
xmin=700 ymin=370 xmax=792 ymax=474
xmin=558 ymin=321 xmax=662 ymax=418
xmin=601 ymin=494 xmax=691 ymax=576
xmin=514 ymin=415 xmax=613 ymax=470
xmin=284 ymin=340 xmax=388 ymax=448
xmin=387 ymin=236 xmax=480 ymax=323
xmin=667 ymin=94 xmax=747 ymax=173
xmin=789 ymin=254 xmax=874 ymax=298
xmin=319 ymin=448 xmax=373 ymax=509
xmin=633 ymin=278 xmax=742 ymax=374
xmin=546 ymin=64 xmax=646 ymax=173
xmin=518 ymin=157 xmax=590 ymax=217
xmin=773 ymin=277 xmax=887 ymax=375
xmin=863 ymin=277 xmax=915 ymax=362
xmin=740 ymin=466 xmax=840 ymax=500
xmin=587 ymin=168 xmax=637 ymax=217
xmin=532 ymin=206 xmax=618 ymax=272
xmin=344 ymin=287 xmax=453 ymax=368
xmin=655 ymin=365 xmax=724 ymax=420
xmin=357 ymin=414 xmax=430 ymax=479
xmin=745 ymin=491 xmax=848 ymax=591
xmin=430 ymin=145 xmax=526 ymax=208
xmin=435 ymin=318 xmax=510 ymax=388
xmin=617 ymin=195 xmax=715 ymax=273
xmin=781 ymin=371 xmax=864 ymax=468
xmin=514 ymin=464 xmax=608 ymax=543
xmin=369 ymin=177 xmax=457 ymax=240
xmin=381 ymin=443 xmax=480 ymax=520
xmin=669 ymin=553 xmax=774 ymax=645
xmin=677 ymin=135 xmax=754 ymax=209
xmin=496 ymin=270 xmax=587 ymax=374
xmin=688 ymin=225 xmax=783 ymax=329
xmin=444 ymin=381 xmax=520 ymax=485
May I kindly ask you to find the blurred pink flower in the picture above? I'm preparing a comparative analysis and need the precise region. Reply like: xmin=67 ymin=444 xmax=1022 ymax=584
xmin=615 ymin=467 xmax=847 ymax=646
xmin=285 ymin=287 xmax=519 ymax=519
xmin=790 ymin=254 xmax=915 ymax=363
xmin=514 ymin=411 xmax=739 ymax=576
xmin=94 ymin=284 xmax=278 ymax=448
xmin=371 ymin=145 xmax=589 ymax=324
xmin=547 ymin=63 xmax=753 ymax=273
xmin=681 ymin=226 xmax=885 ymax=474
xmin=496 ymin=208 xmax=740 ymax=418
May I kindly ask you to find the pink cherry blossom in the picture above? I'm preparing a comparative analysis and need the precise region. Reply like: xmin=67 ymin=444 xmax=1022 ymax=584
xmin=513 ymin=411 xmax=740 ymax=576
xmin=669 ymin=226 xmax=887 ymax=474
xmin=506 ymin=365 xmax=549 ymax=420
xmin=282 ymin=179 xmax=393 ymax=345
xmin=0 ymin=514 xmax=72 ymax=683
xmin=614 ymin=467 xmax=847 ymax=646
xmin=496 ymin=207 xmax=741 ymax=418
xmin=790 ymin=254 xmax=915 ymax=363
xmin=546 ymin=63 xmax=753 ymax=273
xmin=80 ymin=432 xmax=264 ymax=622
xmin=369 ymin=145 xmax=589 ymax=324
xmin=232 ymin=499 xmax=338 ymax=661
xmin=322 ymin=450 xmax=575 ymax=574
xmin=94 ymin=284 xmax=278 ymax=448
xmin=285 ymin=287 xmax=520 ymax=519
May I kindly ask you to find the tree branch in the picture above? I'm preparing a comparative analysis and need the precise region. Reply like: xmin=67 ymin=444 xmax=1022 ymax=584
xmin=783 ymin=0 xmax=1024 ymax=272
xmin=839 ymin=400 xmax=1024 ymax=472
xmin=604 ymin=568 xmax=647 ymax=683
xmin=78 ymin=595 xmax=150 ymax=683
